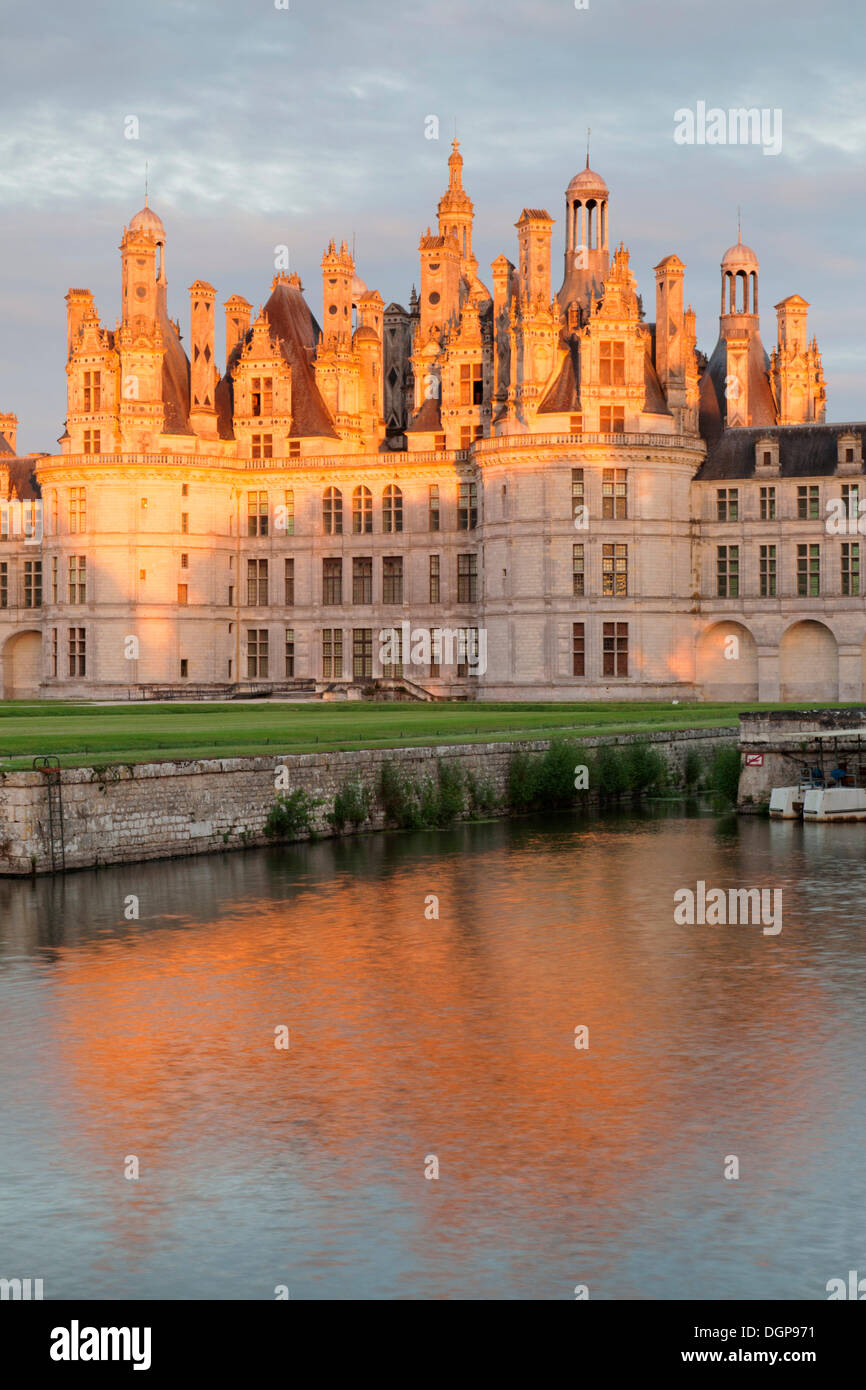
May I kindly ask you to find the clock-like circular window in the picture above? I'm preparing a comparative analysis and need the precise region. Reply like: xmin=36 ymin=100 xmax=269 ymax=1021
xmin=328 ymin=304 xmax=338 ymax=314
xmin=429 ymin=291 xmax=440 ymax=305
xmin=136 ymin=286 xmax=147 ymax=298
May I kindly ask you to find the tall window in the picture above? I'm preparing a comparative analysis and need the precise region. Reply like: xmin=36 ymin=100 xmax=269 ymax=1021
xmin=68 ymin=627 xmax=86 ymax=677
xmin=353 ymin=485 xmax=373 ymax=534
xmin=353 ymin=557 xmax=372 ymax=604
xmin=82 ymin=429 xmax=101 ymax=455
xmin=177 ymin=584 xmax=188 ymax=605
xmin=251 ymin=376 xmax=273 ymax=416
xmin=842 ymin=543 xmax=860 ymax=596
xmin=51 ymin=628 xmax=58 ymax=677
xmin=599 ymin=340 xmax=625 ymax=385
xmin=600 ymin=406 xmax=625 ymax=433
xmin=51 ymin=555 xmax=59 ymax=603
xmin=283 ymin=489 xmax=295 ymax=535
xmin=760 ymin=486 xmax=776 ymax=521
xmin=0 ymin=562 xmax=7 ymax=608
xmin=572 ymin=469 xmax=584 ymax=524
xmin=797 ymin=543 xmax=820 ymax=596
xmin=429 ymin=554 xmax=440 ymax=604
xmin=457 ymin=629 xmax=480 ymax=678
xmin=247 ymin=629 xmax=269 ymax=677
xmin=24 ymin=559 xmax=42 ymax=608
xmin=759 ymin=544 xmax=777 ymax=597
xmin=247 ymin=558 xmax=268 ymax=606
xmin=382 ymin=556 xmax=403 ymax=604
xmin=428 ymin=484 xmax=440 ymax=531
xmin=602 ymin=622 xmax=628 ymax=677
xmin=457 ymin=553 xmax=477 ymax=603
xmin=283 ymin=557 xmax=295 ymax=606
xmin=285 ymin=629 xmax=295 ymax=677
xmin=797 ymin=485 xmax=820 ymax=521
xmin=383 ymin=484 xmax=403 ymax=533
xmin=430 ymin=628 xmax=441 ymax=678
xmin=353 ymin=628 xmax=373 ymax=678
xmin=717 ymin=545 xmax=739 ymax=597
xmin=602 ymin=543 xmax=628 ymax=596
xmin=457 ymin=480 xmax=477 ymax=530
xmin=68 ymin=487 xmax=86 ymax=533
xmin=323 ymin=486 xmax=343 ymax=535
xmin=573 ymin=544 xmax=585 ymax=597
xmin=716 ymin=487 xmax=739 ymax=522
xmin=382 ymin=627 xmax=403 ymax=679
xmin=180 ymin=512 xmax=189 ymax=534
xmin=572 ymin=622 xmax=585 ymax=677
xmin=323 ymin=557 xmax=342 ymax=606
xmin=83 ymin=370 xmax=101 ymax=411
xmin=247 ymin=491 xmax=268 ymax=536
xmin=322 ymin=629 xmax=343 ymax=678
xmin=459 ymin=362 xmax=483 ymax=404
xmin=842 ymin=484 xmax=860 ymax=523
xmin=68 ymin=556 xmax=86 ymax=604
xmin=602 ymin=469 xmax=627 ymax=520
xmin=251 ymin=434 xmax=273 ymax=459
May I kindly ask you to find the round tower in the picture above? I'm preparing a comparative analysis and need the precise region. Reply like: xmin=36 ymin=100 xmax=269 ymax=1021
xmin=557 ymin=159 xmax=609 ymax=314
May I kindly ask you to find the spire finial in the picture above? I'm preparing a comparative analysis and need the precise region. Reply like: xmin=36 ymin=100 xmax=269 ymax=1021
xmin=586 ymin=127 xmax=590 ymax=168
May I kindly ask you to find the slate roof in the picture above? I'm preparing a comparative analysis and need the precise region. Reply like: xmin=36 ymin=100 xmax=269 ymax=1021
xmin=695 ymin=424 xmax=866 ymax=481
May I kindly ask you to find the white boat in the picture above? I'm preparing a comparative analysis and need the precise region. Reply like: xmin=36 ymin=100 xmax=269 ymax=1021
xmin=769 ymin=784 xmax=812 ymax=819
xmin=803 ymin=786 xmax=866 ymax=822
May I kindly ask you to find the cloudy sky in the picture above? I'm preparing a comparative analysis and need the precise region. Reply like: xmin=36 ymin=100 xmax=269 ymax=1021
xmin=1 ymin=0 xmax=864 ymax=451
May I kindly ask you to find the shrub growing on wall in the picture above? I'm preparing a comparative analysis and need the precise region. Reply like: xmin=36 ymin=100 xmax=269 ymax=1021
xmin=707 ymin=745 xmax=741 ymax=806
xmin=327 ymin=778 xmax=373 ymax=832
xmin=264 ymin=788 xmax=320 ymax=840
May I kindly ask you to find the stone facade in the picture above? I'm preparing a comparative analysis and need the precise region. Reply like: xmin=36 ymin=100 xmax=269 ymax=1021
xmin=0 ymin=728 xmax=736 ymax=875
xmin=0 ymin=149 xmax=861 ymax=703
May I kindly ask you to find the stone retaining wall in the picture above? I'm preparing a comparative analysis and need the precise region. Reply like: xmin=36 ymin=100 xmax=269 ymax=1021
xmin=0 ymin=727 xmax=737 ymax=875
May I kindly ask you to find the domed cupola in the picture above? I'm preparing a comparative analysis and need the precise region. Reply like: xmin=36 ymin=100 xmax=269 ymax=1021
xmin=558 ymin=150 xmax=610 ymax=316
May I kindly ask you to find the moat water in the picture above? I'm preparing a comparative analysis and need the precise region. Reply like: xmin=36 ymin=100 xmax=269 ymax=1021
xmin=1 ymin=804 xmax=864 ymax=1300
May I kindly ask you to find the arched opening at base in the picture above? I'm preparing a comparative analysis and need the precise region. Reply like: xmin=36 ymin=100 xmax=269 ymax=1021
xmin=780 ymin=621 xmax=839 ymax=702
xmin=2 ymin=630 xmax=43 ymax=699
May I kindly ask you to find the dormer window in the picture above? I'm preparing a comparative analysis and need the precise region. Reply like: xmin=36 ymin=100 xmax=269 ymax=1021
xmin=836 ymin=432 xmax=863 ymax=470
xmin=251 ymin=377 xmax=273 ymax=417
xmin=755 ymin=436 xmax=779 ymax=473
xmin=599 ymin=341 xmax=625 ymax=386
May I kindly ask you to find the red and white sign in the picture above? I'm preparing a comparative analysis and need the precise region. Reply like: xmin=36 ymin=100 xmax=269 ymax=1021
xmin=745 ymin=753 xmax=764 ymax=767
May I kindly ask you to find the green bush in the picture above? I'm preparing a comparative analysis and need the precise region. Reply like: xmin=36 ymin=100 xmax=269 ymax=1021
xmin=593 ymin=744 xmax=629 ymax=800
xmin=683 ymin=746 xmax=703 ymax=789
xmin=466 ymin=771 xmax=499 ymax=815
xmin=624 ymin=740 xmax=668 ymax=795
xmin=327 ymin=778 xmax=373 ymax=832
xmin=707 ymin=745 xmax=741 ymax=805
xmin=537 ymin=738 xmax=582 ymax=807
xmin=507 ymin=750 xmax=541 ymax=810
xmin=264 ymin=788 xmax=320 ymax=840
xmin=435 ymin=760 xmax=465 ymax=825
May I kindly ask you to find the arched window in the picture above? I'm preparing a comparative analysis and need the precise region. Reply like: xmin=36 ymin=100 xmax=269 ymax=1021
xmin=353 ymin=485 xmax=373 ymax=534
xmin=323 ymin=486 xmax=342 ymax=535
xmin=383 ymin=484 xmax=403 ymax=533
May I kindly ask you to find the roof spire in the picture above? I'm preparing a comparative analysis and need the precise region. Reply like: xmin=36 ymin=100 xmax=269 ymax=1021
xmin=586 ymin=127 xmax=590 ymax=169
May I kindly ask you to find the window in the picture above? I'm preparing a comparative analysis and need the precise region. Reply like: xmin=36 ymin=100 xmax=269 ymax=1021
xmin=353 ymin=485 xmax=373 ymax=534
xmin=180 ymin=659 xmax=189 ymax=678
xmin=284 ymin=557 xmax=295 ymax=606
xmin=759 ymin=544 xmax=777 ymax=597
xmin=228 ymin=585 xmax=234 ymax=605
xmin=382 ymin=626 xmax=403 ymax=678
xmin=67 ymin=556 xmax=86 ymax=604
xmin=182 ymin=483 xmax=189 ymax=497
xmin=247 ymin=558 xmax=268 ymax=606
xmin=760 ymin=486 xmax=776 ymax=521
xmin=285 ymin=629 xmax=295 ymax=677
xmin=353 ymin=628 xmax=373 ymax=678
xmin=247 ymin=491 xmax=268 ymax=536
xmin=51 ymin=628 xmax=58 ymax=677
xmin=599 ymin=340 xmax=625 ymax=386
xmin=572 ymin=622 xmax=585 ymax=677
xmin=251 ymin=376 xmax=273 ymax=417
xmin=83 ymin=370 xmax=101 ymax=411
xmin=322 ymin=628 xmax=343 ymax=678
xmin=352 ymin=557 xmax=372 ymax=604
xmin=569 ymin=414 xmax=582 ymax=435
xmin=797 ymin=485 xmax=820 ymax=520
xmin=457 ymin=553 xmax=477 ymax=603
xmin=602 ymin=621 xmax=628 ymax=676
xmin=181 ymin=512 xmax=189 ymax=534
xmin=602 ymin=469 xmax=627 ymax=520
xmin=717 ymin=545 xmax=739 ymax=597
xmin=323 ymin=486 xmax=343 ymax=535
xmin=434 ymin=432 xmax=446 ymax=452
xmin=430 ymin=628 xmax=441 ymax=678
xmin=600 ymin=406 xmax=625 ymax=433
xmin=428 ymin=484 xmax=440 ymax=531
xmin=68 ymin=487 xmax=86 ymax=533
xmin=83 ymin=429 xmax=101 ymax=455
xmin=842 ymin=484 xmax=860 ymax=523
xmin=716 ymin=487 xmax=739 ymax=522
xmin=177 ymin=583 xmax=188 ymax=604
xmin=51 ymin=555 xmax=59 ymax=603
xmin=251 ymin=433 xmax=273 ymax=459
xmin=283 ymin=489 xmax=295 ymax=535
xmin=247 ymin=629 xmax=269 ymax=677
xmin=797 ymin=543 xmax=820 ymax=596
xmin=842 ymin=543 xmax=860 ymax=596
xmin=460 ymin=425 xmax=472 ymax=449
xmin=457 ymin=629 xmax=480 ymax=678
xmin=602 ymin=543 xmax=628 ymax=596
xmin=429 ymin=554 xmax=440 ymax=604
xmin=572 ymin=468 xmax=584 ymax=523
xmin=0 ymin=562 xmax=7 ymax=608
xmin=323 ymin=558 xmax=342 ymax=606
xmin=458 ymin=480 xmax=478 ymax=530
xmin=573 ymin=544 xmax=585 ymax=597
xmin=24 ymin=559 xmax=42 ymax=608
xmin=288 ymin=440 xmax=301 ymax=458
xmin=180 ymin=553 xmax=189 ymax=569
xmin=141 ymin=497 xmax=148 ymax=512
xmin=383 ymin=484 xmax=403 ymax=533
xmin=459 ymin=362 xmax=483 ymax=405
xmin=382 ymin=556 xmax=403 ymax=605
xmin=68 ymin=627 xmax=86 ymax=677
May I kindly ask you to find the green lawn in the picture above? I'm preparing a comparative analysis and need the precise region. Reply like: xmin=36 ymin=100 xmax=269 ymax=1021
xmin=0 ymin=698 xmax=858 ymax=771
